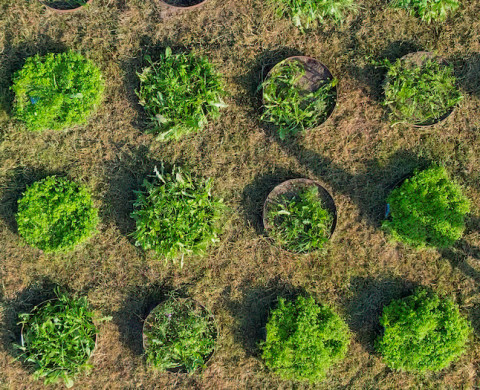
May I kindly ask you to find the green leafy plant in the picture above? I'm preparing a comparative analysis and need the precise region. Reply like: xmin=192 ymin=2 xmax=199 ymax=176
xmin=383 ymin=166 xmax=470 ymax=249
xmin=261 ymin=59 xmax=337 ymax=139
xmin=266 ymin=186 xmax=334 ymax=253
xmin=271 ymin=0 xmax=357 ymax=29
xmin=12 ymin=52 xmax=104 ymax=131
xmin=136 ymin=48 xmax=227 ymax=141
xmin=390 ymin=0 xmax=459 ymax=23
xmin=261 ymin=296 xmax=350 ymax=383
xmin=376 ymin=288 xmax=472 ymax=372
xmin=16 ymin=176 xmax=99 ymax=252
xmin=143 ymin=297 xmax=216 ymax=373
xmin=16 ymin=289 xmax=100 ymax=387
xmin=131 ymin=165 xmax=225 ymax=262
xmin=383 ymin=56 xmax=462 ymax=125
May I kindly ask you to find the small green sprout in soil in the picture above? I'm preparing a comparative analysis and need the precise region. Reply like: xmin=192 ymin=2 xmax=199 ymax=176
xmin=131 ymin=165 xmax=225 ymax=263
xmin=390 ymin=0 xmax=459 ymax=23
xmin=266 ymin=185 xmax=334 ymax=253
xmin=12 ymin=51 xmax=104 ymax=131
xmin=143 ymin=297 xmax=216 ymax=373
xmin=136 ymin=48 xmax=227 ymax=141
xmin=383 ymin=56 xmax=462 ymax=125
xmin=383 ymin=166 xmax=470 ymax=249
xmin=261 ymin=295 xmax=350 ymax=383
xmin=16 ymin=289 xmax=101 ymax=388
xmin=376 ymin=288 xmax=472 ymax=372
xmin=16 ymin=176 xmax=99 ymax=253
xmin=261 ymin=59 xmax=337 ymax=139
xmin=271 ymin=0 xmax=357 ymax=30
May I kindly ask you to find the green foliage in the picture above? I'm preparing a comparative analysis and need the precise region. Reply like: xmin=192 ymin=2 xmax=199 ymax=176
xmin=12 ymin=52 xmax=104 ymax=131
xmin=272 ymin=0 xmax=357 ymax=29
xmin=376 ymin=288 xmax=472 ymax=372
xmin=383 ymin=166 xmax=470 ymax=249
xmin=383 ymin=56 xmax=462 ymax=125
xmin=261 ymin=59 xmax=337 ymax=139
xmin=16 ymin=289 xmax=99 ymax=387
xmin=136 ymin=48 xmax=227 ymax=141
xmin=143 ymin=297 xmax=216 ymax=372
xmin=391 ymin=0 xmax=459 ymax=23
xmin=261 ymin=296 xmax=350 ymax=383
xmin=267 ymin=186 xmax=334 ymax=253
xmin=16 ymin=176 xmax=99 ymax=252
xmin=131 ymin=165 xmax=225 ymax=262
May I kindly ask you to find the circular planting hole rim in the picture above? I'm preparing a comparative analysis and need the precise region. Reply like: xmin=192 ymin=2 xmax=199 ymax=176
xmin=39 ymin=0 xmax=93 ymax=13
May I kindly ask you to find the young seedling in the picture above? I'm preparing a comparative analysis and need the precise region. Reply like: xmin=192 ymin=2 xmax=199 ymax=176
xmin=390 ymin=0 xmax=459 ymax=23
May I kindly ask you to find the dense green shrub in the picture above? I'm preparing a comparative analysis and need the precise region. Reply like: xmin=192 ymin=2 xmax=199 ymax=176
xmin=266 ymin=185 xmax=334 ymax=253
xmin=262 ymin=59 xmax=337 ymax=139
xmin=376 ymin=288 xmax=472 ymax=372
xmin=143 ymin=297 xmax=216 ymax=372
xmin=12 ymin=52 xmax=104 ymax=131
xmin=383 ymin=166 xmax=470 ymax=249
xmin=131 ymin=165 xmax=225 ymax=262
xmin=16 ymin=176 xmax=99 ymax=252
xmin=136 ymin=48 xmax=227 ymax=141
xmin=16 ymin=289 xmax=99 ymax=387
xmin=383 ymin=56 xmax=462 ymax=125
xmin=271 ymin=0 xmax=357 ymax=30
xmin=391 ymin=0 xmax=459 ymax=23
xmin=261 ymin=296 xmax=350 ymax=383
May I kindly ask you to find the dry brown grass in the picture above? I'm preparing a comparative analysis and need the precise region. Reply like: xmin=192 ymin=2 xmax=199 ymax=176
xmin=0 ymin=0 xmax=480 ymax=388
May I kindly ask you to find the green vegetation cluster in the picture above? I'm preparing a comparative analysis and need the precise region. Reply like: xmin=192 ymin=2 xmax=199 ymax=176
xmin=143 ymin=297 xmax=216 ymax=372
xmin=16 ymin=176 xmax=99 ymax=252
xmin=376 ymin=288 xmax=472 ymax=372
xmin=136 ymin=48 xmax=227 ymax=141
xmin=12 ymin=52 xmax=104 ymax=131
xmin=391 ymin=0 xmax=459 ymax=23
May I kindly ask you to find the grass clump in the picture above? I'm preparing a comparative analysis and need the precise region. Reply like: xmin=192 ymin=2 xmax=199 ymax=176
xmin=262 ymin=296 xmax=350 ymax=383
xmin=266 ymin=185 xmax=334 ymax=253
xmin=262 ymin=59 xmax=337 ymax=139
xmin=390 ymin=0 xmax=459 ymax=23
xmin=143 ymin=297 xmax=216 ymax=372
xmin=16 ymin=176 xmax=99 ymax=253
xmin=131 ymin=165 xmax=225 ymax=262
xmin=376 ymin=288 xmax=472 ymax=372
xmin=271 ymin=0 xmax=357 ymax=29
xmin=383 ymin=166 xmax=470 ymax=249
xmin=16 ymin=289 xmax=99 ymax=387
xmin=12 ymin=52 xmax=104 ymax=131
xmin=384 ymin=55 xmax=462 ymax=125
xmin=136 ymin=48 xmax=227 ymax=141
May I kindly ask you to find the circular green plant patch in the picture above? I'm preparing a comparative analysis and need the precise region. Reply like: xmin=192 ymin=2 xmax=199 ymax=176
xmin=376 ymin=288 xmax=472 ymax=372
xmin=261 ymin=58 xmax=337 ymax=139
xmin=16 ymin=176 xmax=99 ymax=252
xmin=136 ymin=48 xmax=227 ymax=141
xmin=16 ymin=289 xmax=98 ymax=387
xmin=143 ymin=297 xmax=216 ymax=372
xmin=383 ymin=54 xmax=462 ymax=125
xmin=262 ymin=295 xmax=350 ymax=383
xmin=390 ymin=0 xmax=459 ymax=23
xmin=12 ymin=51 xmax=104 ymax=131
xmin=382 ymin=166 xmax=470 ymax=249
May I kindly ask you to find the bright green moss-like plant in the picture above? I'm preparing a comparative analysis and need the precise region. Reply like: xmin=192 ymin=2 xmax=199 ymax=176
xmin=391 ymin=0 xmax=459 ymax=23
xmin=384 ymin=56 xmax=462 ymax=125
xmin=16 ymin=176 xmax=99 ymax=252
xmin=136 ymin=48 xmax=227 ymax=141
xmin=267 ymin=186 xmax=334 ymax=253
xmin=262 ymin=296 xmax=350 ymax=383
xmin=376 ymin=288 xmax=472 ymax=372
xmin=143 ymin=297 xmax=216 ymax=372
xmin=12 ymin=52 xmax=104 ymax=131
xmin=383 ymin=166 xmax=470 ymax=249
xmin=272 ymin=0 xmax=357 ymax=29
xmin=262 ymin=59 xmax=337 ymax=139
xmin=131 ymin=165 xmax=225 ymax=262
xmin=16 ymin=289 xmax=99 ymax=387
